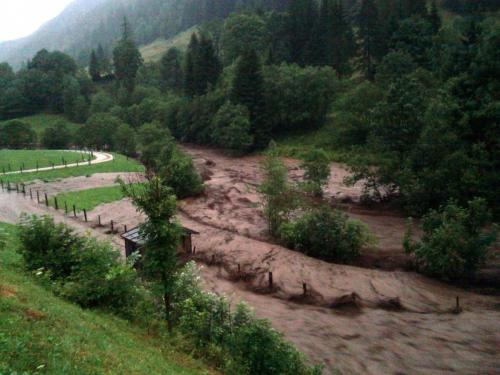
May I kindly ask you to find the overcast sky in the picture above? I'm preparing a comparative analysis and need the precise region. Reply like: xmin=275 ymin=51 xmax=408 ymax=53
xmin=0 ymin=0 xmax=74 ymax=42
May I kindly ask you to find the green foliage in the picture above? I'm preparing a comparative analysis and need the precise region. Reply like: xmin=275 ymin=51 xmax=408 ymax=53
xmin=41 ymin=120 xmax=73 ymax=149
xmin=0 ymin=120 xmax=36 ymax=148
xmin=113 ymin=18 xmax=143 ymax=94
xmin=301 ymin=148 xmax=331 ymax=197
xmin=263 ymin=64 xmax=338 ymax=134
xmin=89 ymin=49 xmax=100 ymax=81
xmin=221 ymin=13 xmax=269 ymax=65
xmin=259 ymin=143 xmax=297 ymax=236
xmin=160 ymin=48 xmax=183 ymax=93
xmin=113 ymin=123 xmax=137 ymax=156
xmin=211 ymin=101 xmax=253 ymax=152
xmin=280 ymin=207 xmax=372 ymax=263
xmin=17 ymin=215 xmax=144 ymax=319
xmin=0 ymin=223 xmax=209 ymax=375
xmin=161 ymin=149 xmax=204 ymax=199
xmin=89 ymin=91 xmax=115 ymax=114
xmin=231 ymin=48 xmax=268 ymax=148
xmin=404 ymin=198 xmax=498 ymax=280
xmin=120 ymin=177 xmax=182 ymax=330
xmin=77 ymin=113 xmax=124 ymax=150
xmin=173 ymin=262 xmax=322 ymax=375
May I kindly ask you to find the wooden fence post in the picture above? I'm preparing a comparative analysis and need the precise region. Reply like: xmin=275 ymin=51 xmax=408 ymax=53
xmin=65 ymin=201 xmax=68 ymax=215
xmin=110 ymin=220 xmax=114 ymax=233
xmin=269 ymin=271 xmax=273 ymax=290
xmin=54 ymin=197 xmax=59 ymax=210
xmin=83 ymin=209 xmax=88 ymax=222
xmin=29 ymin=189 xmax=32 ymax=200
xmin=303 ymin=283 xmax=307 ymax=297
xmin=37 ymin=190 xmax=40 ymax=203
xmin=73 ymin=205 xmax=77 ymax=218
xmin=98 ymin=215 xmax=101 ymax=226
xmin=15 ymin=183 xmax=18 ymax=193
xmin=124 ymin=225 xmax=127 ymax=233
xmin=44 ymin=193 xmax=49 ymax=207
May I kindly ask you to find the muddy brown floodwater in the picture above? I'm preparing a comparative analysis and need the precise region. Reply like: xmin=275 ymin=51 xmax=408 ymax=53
xmin=1 ymin=149 xmax=499 ymax=374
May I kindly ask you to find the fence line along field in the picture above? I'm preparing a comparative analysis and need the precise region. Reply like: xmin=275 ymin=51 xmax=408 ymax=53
xmin=0 ymin=153 xmax=144 ymax=184
xmin=49 ymin=185 xmax=130 ymax=213
xmin=0 ymin=150 xmax=93 ymax=174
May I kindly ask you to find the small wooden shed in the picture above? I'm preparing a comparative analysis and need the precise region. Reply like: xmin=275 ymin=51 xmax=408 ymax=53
xmin=122 ymin=226 xmax=200 ymax=258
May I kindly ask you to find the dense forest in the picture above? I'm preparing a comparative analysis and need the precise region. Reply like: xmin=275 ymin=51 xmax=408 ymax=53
xmin=0 ymin=0 xmax=499 ymax=278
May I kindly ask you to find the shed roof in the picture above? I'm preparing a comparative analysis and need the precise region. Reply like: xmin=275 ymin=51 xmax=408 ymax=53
xmin=121 ymin=226 xmax=199 ymax=245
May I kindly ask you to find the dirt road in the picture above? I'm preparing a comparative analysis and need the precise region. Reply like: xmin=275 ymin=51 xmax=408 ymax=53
xmin=1 ymin=151 xmax=499 ymax=374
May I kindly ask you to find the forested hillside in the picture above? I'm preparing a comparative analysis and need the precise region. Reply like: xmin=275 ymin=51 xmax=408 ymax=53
xmin=0 ymin=0 xmax=290 ymax=68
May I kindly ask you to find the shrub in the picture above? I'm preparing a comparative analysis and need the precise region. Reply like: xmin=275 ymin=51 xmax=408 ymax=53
xmin=18 ymin=215 xmax=145 ymax=319
xmin=301 ymin=148 xmax=330 ymax=197
xmin=57 ymin=236 xmax=143 ymax=318
xmin=280 ymin=207 xmax=372 ymax=263
xmin=174 ymin=262 xmax=321 ymax=375
xmin=41 ymin=120 xmax=72 ymax=149
xmin=211 ymin=102 xmax=254 ymax=153
xmin=18 ymin=214 xmax=82 ymax=280
xmin=162 ymin=149 xmax=203 ymax=199
xmin=0 ymin=120 xmax=37 ymax=149
xmin=404 ymin=198 xmax=498 ymax=280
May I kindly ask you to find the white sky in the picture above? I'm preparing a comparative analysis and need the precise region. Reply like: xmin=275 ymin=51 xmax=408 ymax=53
xmin=0 ymin=0 xmax=75 ymax=42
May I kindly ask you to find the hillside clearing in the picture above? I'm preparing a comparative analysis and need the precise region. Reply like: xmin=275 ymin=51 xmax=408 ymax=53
xmin=140 ymin=27 xmax=198 ymax=63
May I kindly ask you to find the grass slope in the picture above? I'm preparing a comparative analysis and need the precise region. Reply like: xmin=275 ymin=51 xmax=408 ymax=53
xmin=50 ymin=185 xmax=128 ymax=212
xmin=1 ymin=153 xmax=144 ymax=184
xmin=0 ymin=113 xmax=81 ymax=138
xmin=0 ymin=150 xmax=93 ymax=173
xmin=0 ymin=222 xmax=210 ymax=375
xmin=140 ymin=27 xmax=198 ymax=63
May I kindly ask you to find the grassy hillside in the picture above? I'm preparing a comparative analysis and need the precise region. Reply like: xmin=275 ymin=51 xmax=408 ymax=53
xmin=140 ymin=27 xmax=198 ymax=63
xmin=0 ymin=114 xmax=81 ymax=138
xmin=1 ymin=153 xmax=144 ymax=184
xmin=0 ymin=222 xmax=211 ymax=375
xmin=0 ymin=150 xmax=92 ymax=173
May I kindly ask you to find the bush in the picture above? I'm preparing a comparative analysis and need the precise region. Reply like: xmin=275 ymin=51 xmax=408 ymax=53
xmin=174 ymin=263 xmax=321 ymax=375
xmin=404 ymin=198 xmax=498 ymax=280
xmin=18 ymin=215 xmax=145 ymax=319
xmin=301 ymin=148 xmax=330 ymax=197
xmin=211 ymin=102 xmax=253 ymax=153
xmin=41 ymin=120 xmax=73 ymax=149
xmin=0 ymin=120 xmax=37 ymax=149
xmin=162 ymin=149 xmax=203 ymax=199
xmin=18 ymin=215 xmax=82 ymax=280
xmin=280 ymin=207 xmax=372 ymax=263
xmin=57 ymin=237 xmax=143 ymax=318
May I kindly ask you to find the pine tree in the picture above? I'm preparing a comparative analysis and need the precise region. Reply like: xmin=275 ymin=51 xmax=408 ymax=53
xmin=160 ymin=48 xmax=183 ymax=93
xmin=357 ymin=0 xmax=384 ymax=80
xmin=310 ymin=0 xmax=331 ymax=67
xmin=195 ymin=35 xmax=221 ymax=95
xmin=428 ymin=0 xmax=442 ymax=34
xmin=96 ymin=44 xmax=110 ymax=74
xmin=89 ymin=49 xmax=100 ymax=82
xmin=403 ymin=0 xmax=428 ymax=17
xmin=231 ymin=49 xmax=268 ymax=149
xmin=184 ymin=33 xmax=199 ymax=97
xmin=113 ymin=17 xmax=143 ymax=93
xmin=287 ymin=0 xmax=317 ymax=65
xmin=330 ymin=0 xmax=356 ymax=76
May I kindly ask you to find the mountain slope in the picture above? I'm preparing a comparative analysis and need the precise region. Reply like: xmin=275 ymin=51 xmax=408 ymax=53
xmin=0 ymin=0 xmax=290 ymax=69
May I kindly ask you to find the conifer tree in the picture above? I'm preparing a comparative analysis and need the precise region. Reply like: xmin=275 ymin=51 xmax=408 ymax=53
xmin=287 ymin=0 xmax=317 ymax=65
xmin=89 ymin=49 xmax=100 ymax=82
xmin=428 ymin=0 xmax=442 ymax=34
xmin=184 ymin=33 xmax=199 ymax=97
xmin=96 ymin=44 xmax=110 ymax=74
xmin=113 ymin=17 xmax=143 ymax=93
xmin=357 ymin=0 xmax=384 ymax=80
xmin=160 ymin=48 xmax=183 ymax=93
xmin=195 ymin=35 xmax=221 ymax=95
xmin=330 ymin=0 xmax=356 ymax=76
xmin=310 ymin=0 xmax=331 ymax=67
xmin=231 ymin=48 xmax=268 ymax=149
